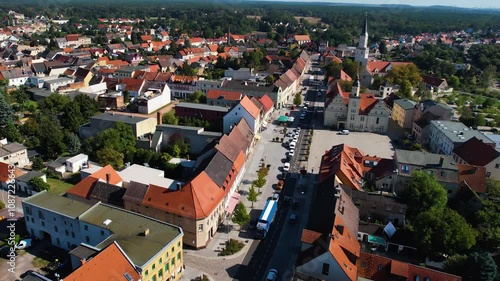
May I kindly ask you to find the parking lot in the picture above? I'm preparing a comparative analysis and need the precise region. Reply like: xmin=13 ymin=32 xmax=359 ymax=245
xmin=309 ymin=129 xmax=396 ymax=169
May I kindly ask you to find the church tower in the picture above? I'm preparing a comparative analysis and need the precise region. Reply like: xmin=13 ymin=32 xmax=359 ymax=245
xmin=355 ymin=14 xmax=369 ymax=67
xmin=351 ymin=74 xmax=361 ymax=97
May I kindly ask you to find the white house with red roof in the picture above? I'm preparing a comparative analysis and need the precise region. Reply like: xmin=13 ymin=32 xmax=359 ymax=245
xmin=324 ymin=76 xmax=390 ymax=133
xmin=223 ymin=96 xmax=261 ymax=134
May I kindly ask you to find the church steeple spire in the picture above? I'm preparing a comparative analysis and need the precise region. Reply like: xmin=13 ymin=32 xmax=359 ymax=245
xmin=355 ymin=13 xmax=369 ymax=67
xmin=362 ymin=13 xmax=368 ymax=36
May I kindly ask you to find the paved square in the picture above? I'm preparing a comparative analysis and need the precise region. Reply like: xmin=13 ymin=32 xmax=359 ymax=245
xmin=308 ymin=129 xmax=395 ymax=171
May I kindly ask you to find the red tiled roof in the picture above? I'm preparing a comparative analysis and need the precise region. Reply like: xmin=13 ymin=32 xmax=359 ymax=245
xmin=207 ymin=89 xmax=242 ymax=101
xmin=359 ymin=94 xmax=379 ymax=114
xmin=64 ymin=243 xmax=140 ymax=281
xmin=453 ymin=137 xmax=499 ymax=166
xmin=140 ymin=35 xmax=153 ymax=42
xmin=66 ymin=176 xmax=99 ymax=199
xmin=457 ymin=164 xmax=487 ymax=193
xmin=329 ymin=215 xmax=360 ymax=281
xmin=319 ymin=144 xmax=364 ymax=190
xmin=301 ymin=229 xmax=322 ymax=244
xmin=239 ymin=96 xmax=260 ymax=119
xmin=258 ymin=94 xmax=274 ymax=112
xmin=66 ymin=34 xmax=79 ymax=42
xmin=0 ymin=162 xmax=26 ymax=183
xmin=294 ymin=34 xmax=311 ymax=42
xmin=122 ymin=78 xmax=144 ymax=92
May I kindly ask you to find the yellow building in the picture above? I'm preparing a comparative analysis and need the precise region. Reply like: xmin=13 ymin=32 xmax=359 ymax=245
xmin=391 ymin=99 xmax=416 ymax=129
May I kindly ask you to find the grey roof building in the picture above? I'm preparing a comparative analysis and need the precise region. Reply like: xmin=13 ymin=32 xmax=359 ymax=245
xmin=429 ymin=120 xmax=494 ymax=155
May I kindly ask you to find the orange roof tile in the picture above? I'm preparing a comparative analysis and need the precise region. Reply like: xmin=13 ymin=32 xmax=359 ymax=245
xmin=258 ymin=94 xmax=274 ymax=112
xmin=65 ymin=176 xmax=99 ymax=199
xmin=294 ymin=34 xmax=311 ymax=42
xmin=329 ymin=215 xmax=360 ymax=281
xmin=142 ymin=171 xmax=222 ymax=219
xmin=206 ymin=89 xmax=242 ymax=101
xmin=64 ymin=243 xmax=140 ymax=281
xmin=122 ymin=78 xmax=145 ymax=92
xmin=301 ymin=229 xmax=322 ymax=244
xmin=239 ymin=96 xmax=260 ymax=119
xmin=359 ymin=94 xmax=379 ymax=114
xmin=457 ymin=164 xmax=487 ymax=193
xmin=0 ymin=162 xmax=26 ymax=183
xmin=90 ymin=165 xmax=122 ymax=185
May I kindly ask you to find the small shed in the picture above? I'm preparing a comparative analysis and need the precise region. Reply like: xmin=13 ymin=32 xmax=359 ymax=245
xmin=66 ymin=154 xmax=89 ymax=173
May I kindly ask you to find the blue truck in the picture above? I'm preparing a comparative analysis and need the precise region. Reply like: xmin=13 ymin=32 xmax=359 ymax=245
xmin=255 ymin=199 xmax=278 ymax=239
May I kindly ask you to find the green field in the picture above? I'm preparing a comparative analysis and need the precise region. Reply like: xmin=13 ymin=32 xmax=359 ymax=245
xmin=47 ymin=178 xmax=74 ymax=195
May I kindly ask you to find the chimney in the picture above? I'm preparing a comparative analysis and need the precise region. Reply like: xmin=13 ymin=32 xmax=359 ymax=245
xmin=106 ymin=173 xmax=110 ymax=184
xmin=157 ymin=111 xmax=162 ymax=125
xmin=143 ymin=228 xmax=150 ymax=236
xmin=81 ymin=258 xmax=87 ymax=265
xmin=88 ymin=162 xmax=91 ymax=168
xmin=176 ymin=182 xmax=182 ymax=190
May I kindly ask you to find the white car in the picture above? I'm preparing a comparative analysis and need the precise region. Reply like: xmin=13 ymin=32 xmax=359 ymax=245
xmin=286 ymin=132 xmax=293 ymax=137
xmin=304 ymin=101 xmax=309 ymax=106
xmin=266 ymin=269 xmax=278 ymax=281
xmin=293 ymin=134 xmax=299 ymax=141
xmin=289 ymin=141 xmax=296 ymax=149
xmin=288 ymin=149 xmax=295 ymax=156
xmin=283 ymin=163 xmax=290 ymax=171
xmin=303 ymin=106 xmax=308 ymax=111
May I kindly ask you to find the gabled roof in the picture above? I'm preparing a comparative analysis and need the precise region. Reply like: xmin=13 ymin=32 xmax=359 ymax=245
xmin=206 ymin=89 xmax=242 ymax=101
xmin=452 ymin=137 xmax=500 ymax=166
xmin=238 ymin=96 xmax=260 ymax=119
xmin=0 ymin=162 xmax=26 ymax=183
xmin=422 ymin=75 xmax=446 ymax=87
xmin=319 ymin=144 xmax=365 ymax=190
xmin=66 ymin=165 xmax=123 ymax=199
xmin=457 ymin=164 xmax=487 ymax=193
xmin=121 ymin=78 xmax=144 ymax=92
xmin=258 ymin=94 xmax=274 ymax=112
xmin=358 ymin=94 xmax=379 ymax=115
xmin=122 ymin=181 xmax=149 ymax=204
xmin=204 ymin=151 xmax=233 ymax=187
xmin=64 ymin=243 xmax=140 ymax=281
xmin=294 ymin=34 xmax=311 ymax=42
xmin=142 ymin=171 xmax=221 ymax=219
xmin=215 ymin=135 xmax=241 ymax=162
xmin=250 ymin=97 xmax=264 ymax=113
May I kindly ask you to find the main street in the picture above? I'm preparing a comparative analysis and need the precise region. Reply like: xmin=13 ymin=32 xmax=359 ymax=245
xmin=236 ymin=59 xmax=324 ymax=281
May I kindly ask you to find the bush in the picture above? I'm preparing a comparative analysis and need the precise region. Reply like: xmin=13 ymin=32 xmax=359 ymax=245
xmin=0 ymin=200 xmax=5 ymax=210
xmin=219 ymin=239 xmax=245 ymax=256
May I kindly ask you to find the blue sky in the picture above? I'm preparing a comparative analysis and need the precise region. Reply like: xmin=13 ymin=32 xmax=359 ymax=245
xmin=261 ymin=0 xmax=500 ymax=9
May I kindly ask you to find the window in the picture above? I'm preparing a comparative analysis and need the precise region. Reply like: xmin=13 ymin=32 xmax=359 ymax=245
xmin=71 ymin=232 xmax=75 ymax=238
xmin=54 ymin=226 xmax=58 ymax=232
xmin=350 ymin=115 xmax=355 ymax=121
xmin=145 ymin=270 xmax=148 ymax=276
xmin=152 ymin=263 xmax=156 ymax=270
xmin=322 ymin=263 xmax=330 ymax=275
xmin=177 ymin=252 xmax=181 ymax=261
xmin=25 ymin=206 xmax=32 ymax=215
xmin=171 ymin=247 xmax=175 ymax=253
xmin=177 ymin=241 xmax=181 ymax=247
xmin=165 ymin=263 xmax=169 ymax=272
xmin=38 ymin=210 xmax=44 ymax=219
xmin=401 ymin=165 xmax=410 ymax=174
xmin=360 ymin=116 xmax=365 ymax=121
xmin=361 ymin=262 xmax=366 ymax=268
xmin=41 ymin=221 xmax=45 ymax=227
xmin=56 ymin=238 xmax=60 ymax=246
xmin=376 ymin=117 xmax=380 ymax=124
xmin=65 ymin=230 xmax=69 ymax=236
xmin=158 ymin=269 xmax=163 ymax=278
xmin=159 ymin=258 xmax=162 ymax=264
xmin=171 ymin=258 xmax=175 ymax=266
xmin=496 ymin=164 xmax=500 ymax=169
xmin=85 ymin=236 xmax=90 ymax=243
xmin=198 ymin=224 xmax=203 ymax=232
xmin=84 ymin=225 xmax=88 ymax=231
xmin=100 ymin=230 xmax=105 ymax=236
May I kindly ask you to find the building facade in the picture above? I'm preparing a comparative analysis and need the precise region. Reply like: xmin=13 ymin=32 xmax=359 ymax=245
xmin=391 ymin=99 xmax=416 ymax=129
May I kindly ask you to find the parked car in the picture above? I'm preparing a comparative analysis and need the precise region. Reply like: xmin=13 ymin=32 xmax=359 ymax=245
xmin=289 ymin=142 xmax=296 ymax=149
xmin=16 ymin=238 xmax=33 ymax=250
xmin=338 ymin=129 xmax=350 ymax=135
xmin=283 ymin=163 xmax=290 ymax=171
xmin=288 ymin=149 xmax=295 ymax=157
xmin=266 ymin=269 xmax=278 ymax=281
xmin=293 ymin=134 xmax=299 ymax=141
xmin=289 ymin=213 xmax=297 ymax=223
xmin=272 ymin=193 xmax=279 ymax=201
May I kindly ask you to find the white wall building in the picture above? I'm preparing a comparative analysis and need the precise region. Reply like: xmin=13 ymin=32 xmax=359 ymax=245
xmin=137 ymin=81 xmax=171 ymax=114
xmin=66 ymin=154 xmax=89 ymax=173
xmin=223 ymin=96 xmax=261 ymax=134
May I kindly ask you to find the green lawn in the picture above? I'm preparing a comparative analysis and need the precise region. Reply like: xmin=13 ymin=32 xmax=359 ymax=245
xmin=47 ymin=178 xmax=73 ymax=195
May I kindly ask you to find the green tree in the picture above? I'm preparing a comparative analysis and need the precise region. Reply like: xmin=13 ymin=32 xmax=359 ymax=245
xmin=342 ymin=58 xmax=360 ymax=79
xmin=162 ymin=111 xmax=179 ymax=125
xmin=31 ymin=157 xmax=45 ymax=171
xmin=265 ymin=75 xmax=275 ymax=84
xmin=475 ymin=179 xmax=500 ymax=251
xmin=29 ymin=177 xmax=50 ymax=192
xmin=293 ymin=93 xmax=302 ymax=106
xmin=482 ymin=98 xmax=497 ymax=109
xmin=412 ymin=207 xmax=477 ymax=256
xmin=444 ymin=254 xmax=467 ymax=277
xmin=61 ymin=102 xmax=85 ymax=132
xmin=384 ymin=64 xmax=422 ymax=87
xmin=253 ymin=177 xmax=266 ymax=188
xmin=404 ymin=170 xmax=448 ymax=216
xmin=186 ymin=91 xmax=206 ymax=103
xmin=38 ymin=93 xmax=71 ymax=115
xmin=399 ymin=80 xmax=413 ymax=99
xmin=96 ymin=147 xmax=124 ymax=170
xmin=232 ymin=202 xmax=250 ymax=226
xmin=248 ymin=184 xmax=258 ymax=208
xmin=66 ymin=133 xmax=82 ymax=155
xmin=379 ymin=40 xmax=387 ymax=54
xmin=73 ymin=94 xmax=99 ymax=120
xmin=475 ymin=114 xmax=486 ymax=126
xmin=479 ymin=65 xmax=497 ymax=92
xmin=464 ymin=252 xmax=497 ymax=281
xmin=180 ymin=61 xmax=196 ymax=76
xmin=38 ymin=115 xmax=66 ymax=159
xmin=323 ymin=61 xmax=343 ymax=79
xmin=0 ymin=93 xmax=14 ymax=126
xmin=133 ymin=148 xmax=155 ymax=165
xmin=0 ymin=121 xmax=21 ymax=142
xmin=448 ymin=75 xmax=460 ymax=89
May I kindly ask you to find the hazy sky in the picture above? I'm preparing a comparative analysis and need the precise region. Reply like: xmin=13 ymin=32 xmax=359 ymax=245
xmin=269 ymin=0 xmax=500 ymax=9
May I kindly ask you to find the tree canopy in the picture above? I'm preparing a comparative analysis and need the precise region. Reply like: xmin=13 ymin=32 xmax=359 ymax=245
xmin=403 ymin=170 xmax=448 ymax=216
xmin=384 ymin=64 xmax=422 ymax=88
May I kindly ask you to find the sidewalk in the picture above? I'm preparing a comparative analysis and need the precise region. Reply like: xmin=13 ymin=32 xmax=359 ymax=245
xmin=182 ymin=107 xmax=291 ymax=280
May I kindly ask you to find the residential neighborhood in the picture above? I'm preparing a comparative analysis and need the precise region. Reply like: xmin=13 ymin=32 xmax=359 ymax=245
xmin=0 ymin=2 xmax=499 ymax=281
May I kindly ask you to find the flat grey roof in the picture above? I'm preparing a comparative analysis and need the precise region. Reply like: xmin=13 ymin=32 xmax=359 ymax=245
xmin=80 ymin=203 xmax=182 ymax=267
xmin=430 ymin=120 xmax=494 ymax=144
xmin=1 ymin=142 xmax=26 ymax=153
xmin=394 ymin=99 xmax=416 ymax=110
xmin=118 ymin=164 xmax=181 ymax=188
xmin=91 ymin=112 xmax=151 ymax=124
xmin=23 ymin=191 xmax=94 ymax=218
xmin=176 ymin=102 xmax=229 ymax=112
